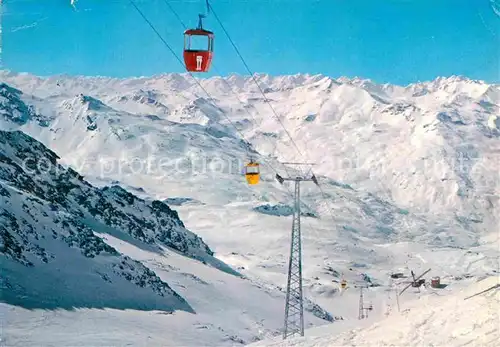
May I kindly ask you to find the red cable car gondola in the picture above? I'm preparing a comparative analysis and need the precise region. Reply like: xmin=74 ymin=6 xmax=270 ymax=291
xmin=183 ymin=14 xmax=214 ymax=72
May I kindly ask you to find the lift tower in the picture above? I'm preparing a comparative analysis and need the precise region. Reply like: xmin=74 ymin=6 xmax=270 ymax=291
xmin=276 ymin=164 xmax=319 ymax=339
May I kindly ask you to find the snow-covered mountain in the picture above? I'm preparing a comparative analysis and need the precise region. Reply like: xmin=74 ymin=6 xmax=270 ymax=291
xmin=0 ymin=129 xmax=333 ymax=345
xmin=1 ymin=70 xmax=499 ymax=345
xmin=1 ymin=71 xmax=497 ymax=220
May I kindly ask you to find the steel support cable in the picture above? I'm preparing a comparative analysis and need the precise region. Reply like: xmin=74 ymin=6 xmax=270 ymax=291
xmin=206 ymin=5 xmax=320 ymax=173
xmin=161 ymin=0 xmax=321 ymax=217
xmin=128 ymin=2 xmax=318 ymax=251
xmin=208 ymin=3 xmax=305 ymax=159
xmin=206 ymin=2 xmax=340 ymax=225
xmin=131 ymin=0 xmax=318 ymax=224
xmin=200 ymin=2 xmax=329 ymax=231
xmin=128 ymin=0 xmax=251 ymax=154
xmin=158 ymin=3 xmax=335 ymax=297
xmin=129 ymin=0 xmax=297 ymax=199
xmin=161 ymin=0 xmax=293 ymax=178
xmin=162 ymin=0 xmax=268 ymax=142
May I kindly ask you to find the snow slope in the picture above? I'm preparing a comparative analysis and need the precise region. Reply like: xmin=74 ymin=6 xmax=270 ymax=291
xmin=0 ymin=130 xmax=333 ymax=346
xmin=0 ymin=130 xmax=201 ymax=311
xmin=1 ymin=71 xmax=499 ymax=345
xmin=250 ymin=275 xmax=500 ymax=346
xmin=2 ymin=236 xmax=331 ymax=346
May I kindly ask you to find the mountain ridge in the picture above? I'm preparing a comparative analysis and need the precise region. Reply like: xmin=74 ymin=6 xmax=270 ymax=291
xmin=0 ymin=129 xmax=218 ymax=311
xmin=1 ymin=70 xmax=497 ymax=227
xmin=1 ymin=69 xmax=498 ymax=345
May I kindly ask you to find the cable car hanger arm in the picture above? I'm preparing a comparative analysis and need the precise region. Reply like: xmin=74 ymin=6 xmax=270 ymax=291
xmin=197 ymin=13 xmax=205 ymax=30
xmin=197 ymin=0 xmax=210 ymax=29
xmin=275 ymin=173 xmax=319 ymax=185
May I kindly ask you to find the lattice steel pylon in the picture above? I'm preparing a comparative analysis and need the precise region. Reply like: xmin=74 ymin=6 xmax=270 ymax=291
xmin=358 ymin=286 xmax=364 ymax=320
xmin=276 ymin=165 xmax=319 ymax=339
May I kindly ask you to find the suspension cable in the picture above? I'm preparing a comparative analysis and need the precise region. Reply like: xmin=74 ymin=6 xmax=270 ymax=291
xmin=128 ymin=0 xmax=254 ymax=154
xmin=130 ymin=0 xmax=323 ymax=221
xmin=130 ymin=1 xmax=323 ymax=222
xmin=162 ymin=0 xmax=294 ymax=171
xmin=208 ymin=2 xmax=305 ymax=159
xmin=206 ymin=1 xmax=340 ymax=225
xmin=128 ymin=0 xmax=306 ymax=207
xmin=131 ymin=0 xmax=328 ymax=247
xmin=163 ymin=0 xmax=323 ymax=223
xmin=161 ymin=0 xmax=320 ymax=206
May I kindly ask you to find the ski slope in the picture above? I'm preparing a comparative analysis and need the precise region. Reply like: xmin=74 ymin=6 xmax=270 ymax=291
xmin=250 ymin=275 xmax=500 ymax=346
xmin=2 ymin=237 xmax=330 ymax=346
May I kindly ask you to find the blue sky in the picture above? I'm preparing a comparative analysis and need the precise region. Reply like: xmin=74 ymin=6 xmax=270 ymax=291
xmin=3 ymin=0 xmax=499 ymax=85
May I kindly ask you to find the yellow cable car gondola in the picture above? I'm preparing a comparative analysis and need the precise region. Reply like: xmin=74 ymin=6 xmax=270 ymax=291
xmin=341 ymin=279 xmax=347 ymax=289
xmin=245 ymin=159 xmax=260 ymax=185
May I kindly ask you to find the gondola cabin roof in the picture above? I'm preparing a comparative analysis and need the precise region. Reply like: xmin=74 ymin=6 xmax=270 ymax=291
xmin=184 ymin=28 xmax=214 ymax=37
